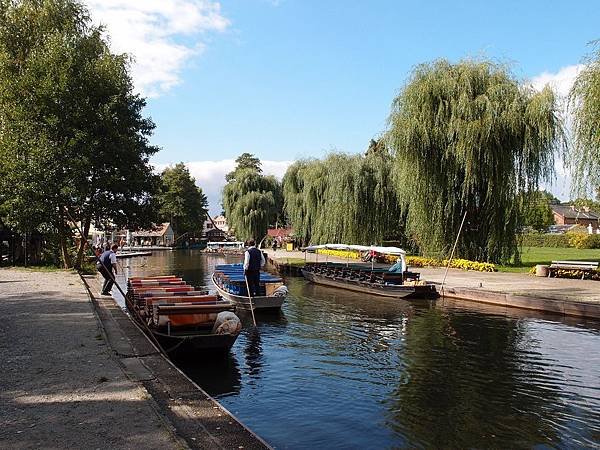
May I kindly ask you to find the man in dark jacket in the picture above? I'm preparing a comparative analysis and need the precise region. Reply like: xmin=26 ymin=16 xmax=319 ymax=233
xmin=97 ymin=243 xmax=118 ymax=295
xmin=243 ymin=239 xmax=265 ymax=296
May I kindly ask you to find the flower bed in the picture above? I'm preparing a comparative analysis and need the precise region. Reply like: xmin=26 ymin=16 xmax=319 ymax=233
xmin=315 ymin=249 xmax=497 ymax=272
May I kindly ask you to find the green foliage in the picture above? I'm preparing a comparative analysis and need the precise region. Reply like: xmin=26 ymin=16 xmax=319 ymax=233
xmin=282 ymin=147 xmax=403 ymax=246
xmin=0 ymin=0 xmax=159 ymax=267
xmin=520 ymin=232 xmax=600 ymax=249
xmin=567 ymin=232 xmax=600 ymax=249
xmin=222 ymin=155 xmax=282 ymax=241
xmin=157 ymin=163 xmax=208 ymax=236
xmin=518 ymin=190 xmax=556 ymax=232
xmin=387 ymin=59 xmax=563 ymax=263
xmin=519 ymin=233 xmax=570 ymax=248
xmin=569 ymin=43 xmax=600 ymax=196
xmin=225 ymin=152 xmax=262 ymax=181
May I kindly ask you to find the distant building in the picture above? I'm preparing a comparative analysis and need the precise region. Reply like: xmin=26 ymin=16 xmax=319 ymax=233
xmin=267 ymin=227 xmax=293 ymax=242
xmin=131 ymin=223 xmax=174 ymax=247
xmin=206 ymin=227 xmax=228 ymax=242
xmin=213 ymin=215 xmax=229 ymax=233
xmin=551 ymin=204 xmax=600 ymax=228
xmin=202 ymin=215 xmax=231 ymax=241
xmin=203 ymin=215 xmax=229 ymax=233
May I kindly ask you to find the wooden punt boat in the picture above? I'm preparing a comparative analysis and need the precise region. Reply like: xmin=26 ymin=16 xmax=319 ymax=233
xmin=301 ymin=263 xmax=437 ymax=299
xmin=212 ymin=264 xmax=287 ymax=311
xmin=126 ymin=275 xmax=242 ymax=356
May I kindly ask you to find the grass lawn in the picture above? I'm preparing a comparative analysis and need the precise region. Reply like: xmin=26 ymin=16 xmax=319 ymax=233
xmin=272 ymin=257 xmax=306 ymax=267
xmin=498 ymin=246 xmax=600 ymax=273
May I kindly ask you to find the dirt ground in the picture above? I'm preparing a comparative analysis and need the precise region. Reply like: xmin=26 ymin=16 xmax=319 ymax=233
xmin=0 ymin=268 xmax=182 ymax=449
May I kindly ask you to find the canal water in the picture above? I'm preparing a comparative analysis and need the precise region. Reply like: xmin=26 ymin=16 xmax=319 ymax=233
xmin=115 ymin=250 xmax=600 ymax=449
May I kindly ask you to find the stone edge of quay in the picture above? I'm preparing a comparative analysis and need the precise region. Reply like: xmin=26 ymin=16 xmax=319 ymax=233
xmin=78 ymin=272 xmax=272 ymax=450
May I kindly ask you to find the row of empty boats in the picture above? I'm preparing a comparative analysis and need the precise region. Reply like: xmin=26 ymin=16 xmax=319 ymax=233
xmin=125 ymin=264 xmax=288 ymax=356
xmin=125 ymin=246 xmax=436 ymax=358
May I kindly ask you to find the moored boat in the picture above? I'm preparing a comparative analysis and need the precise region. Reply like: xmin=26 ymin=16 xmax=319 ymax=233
xmin=301 ymin=244 xmax=437 ymax=299
xmin=212 ymin=264 xmax=288 ymax=311
xmin=126 ymin=275 xmax=242 ymax=356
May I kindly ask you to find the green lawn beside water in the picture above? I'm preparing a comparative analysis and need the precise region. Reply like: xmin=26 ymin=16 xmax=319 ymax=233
xmin=498 ymin=246 xmax=600 ymax=273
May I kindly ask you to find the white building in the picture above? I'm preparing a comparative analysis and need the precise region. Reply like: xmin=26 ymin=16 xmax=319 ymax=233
xmin=203 ymin=215 xmax=229 ymax=234
xmin=213 ymin=215 xmax=229 ymax=233
xmin=131 ymin=223 xmax=174 ymax=247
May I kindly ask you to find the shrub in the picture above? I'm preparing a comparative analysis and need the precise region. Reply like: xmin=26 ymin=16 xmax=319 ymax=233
xmin=520 ymin=233 xmax=570 ymax=248
xmin=568 ymin=233 xmax=600 ymax=249
xmin=385 ymin=254 xmax=497 ymax=272
xmin=520 ymin=232 xmax=600 ymax=249
xmin=316 ymin=249 xmax=361 ymax=259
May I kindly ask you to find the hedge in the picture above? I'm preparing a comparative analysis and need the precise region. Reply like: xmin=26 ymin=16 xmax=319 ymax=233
xmin=520 ymin=233 xmax=600 ymax=249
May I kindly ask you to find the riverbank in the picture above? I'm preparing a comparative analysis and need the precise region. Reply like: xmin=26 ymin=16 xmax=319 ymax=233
xmin=264 ymin=249 xmax=600 ymax=319
xmin=0 ymin=268 xmax=269 ymax=449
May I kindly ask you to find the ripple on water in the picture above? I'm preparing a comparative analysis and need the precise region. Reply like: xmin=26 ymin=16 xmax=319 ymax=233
xmin=118 ymin=252 xmax=600 ymax=449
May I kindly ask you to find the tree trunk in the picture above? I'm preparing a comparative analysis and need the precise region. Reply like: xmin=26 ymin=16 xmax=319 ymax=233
xmin=59 ymin=224 xmax=72 ymax=269
xmin=74 ymin=216 xmax=91 ymax=269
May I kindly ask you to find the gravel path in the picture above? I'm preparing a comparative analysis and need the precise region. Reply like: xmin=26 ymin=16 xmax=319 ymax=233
xmin=0 ymin=268 xmax=181 ymax=450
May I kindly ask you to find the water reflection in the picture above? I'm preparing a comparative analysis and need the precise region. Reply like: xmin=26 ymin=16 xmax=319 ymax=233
xmin=175 ymin=353 xmax=242 ymax=397
xmin=115 ymin=250 xmax=600 ymax=449
xmin=388 ymin=309 xmax=568 ymax=448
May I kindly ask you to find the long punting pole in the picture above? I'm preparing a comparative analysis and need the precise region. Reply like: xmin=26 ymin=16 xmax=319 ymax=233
xmin=441 ymin=211 xmax=468 ymax=297
xmin=244 ymin=274 xmax=257 ymax=327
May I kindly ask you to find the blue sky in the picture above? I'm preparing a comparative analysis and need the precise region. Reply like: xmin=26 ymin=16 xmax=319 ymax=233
xmin=88 ymin=0 xmax=599 ymax=212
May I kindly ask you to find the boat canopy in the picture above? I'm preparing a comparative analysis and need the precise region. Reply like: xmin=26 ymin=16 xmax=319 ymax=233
xmin=303 ymin=243 xmax=406 ymax=255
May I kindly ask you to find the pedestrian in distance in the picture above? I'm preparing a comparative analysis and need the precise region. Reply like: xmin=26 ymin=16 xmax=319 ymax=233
xmin=243 ymin=239 xmax=265 ymax=297
xmin=272 ymin=239 xmax=277 ymax=252
xmin=97 ymin=243 xmax=119 ymax=295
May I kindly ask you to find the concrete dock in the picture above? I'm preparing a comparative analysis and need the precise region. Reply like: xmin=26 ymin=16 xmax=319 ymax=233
xmin=265 ymin=249 xmax=600 ymax=319
xmin=0 ymin=268 xmax=269 ymax=450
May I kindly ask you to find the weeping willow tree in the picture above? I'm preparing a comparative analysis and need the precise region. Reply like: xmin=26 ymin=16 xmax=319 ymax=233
xmin=569 ymin=45 xmax=600 ymax=196
xmin=387 ymin=59 xmax=563 ymax=262
xmin=222 ymin=155 xmax=282 ymax=241
xmin=282 ymin=142 xmax=402 ymax=245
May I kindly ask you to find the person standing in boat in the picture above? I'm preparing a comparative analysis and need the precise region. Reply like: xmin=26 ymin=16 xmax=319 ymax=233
xmin=244 ymin=239 xmax=265 ymax=296
xmin=97 ymin=243 xmax=118 ymax=295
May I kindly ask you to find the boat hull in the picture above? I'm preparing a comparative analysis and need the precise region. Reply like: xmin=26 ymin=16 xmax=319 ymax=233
xmin=151 ymin=330 xmax=238 ymax=357
xmin=212 ymin=274 xmax=286 ymax=311
xmin=301 ymin=270 xmax=437 ymax=299
xmin=125 ymin=297 xmax=239 ymax=356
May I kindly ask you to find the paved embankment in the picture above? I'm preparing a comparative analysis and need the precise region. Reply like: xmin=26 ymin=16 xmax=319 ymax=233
xmin=265 ymin=249 xmax=600 ymax=319
xmin=0 ymin=268 xmax=269 ymax=450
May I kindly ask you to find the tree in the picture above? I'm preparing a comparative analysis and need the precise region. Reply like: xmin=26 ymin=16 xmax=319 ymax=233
xmin=569 ymin=43 xmax=600 ymax=196
xmin=282 ymin=144 xmax=403 ymax=246
xmin=222 ymin=154 xmax=281 ymax=241
xmin=518 ymin=190 xmax=556 ymax=232
xmin=157 ymin=163 xmax=208 ymax=236
xmin=225 ymin=152 xmax=262 ymax=181
xmin=386 ymin=59 xmax=563 ymax=262
xmin=0 ymin=0 xmax=159 ymax=268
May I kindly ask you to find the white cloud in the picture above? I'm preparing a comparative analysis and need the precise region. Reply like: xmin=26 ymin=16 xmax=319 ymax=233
xmin=530 ymin=64 xmax=584 ymax=98
xmin=530 ymin=64 xmax=585 ymax=200
xmin=154 ymin=159 xmax=293 ymax=215
xmin=86 ymin=0 xmax=229 ymax=97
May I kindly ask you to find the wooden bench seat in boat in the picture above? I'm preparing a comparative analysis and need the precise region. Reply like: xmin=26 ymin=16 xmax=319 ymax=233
xmin=152 ymin=302 xmax=234 ymax=327
xmin=144 ymin=295 xmax=219 ymax=316
xmin=132 ymin=286 xmax=195 ymax=294
xmin=129 ymin=276 xmax=182 ymax=282
xmin=129 ymin=280 xmax=187 ymax=286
